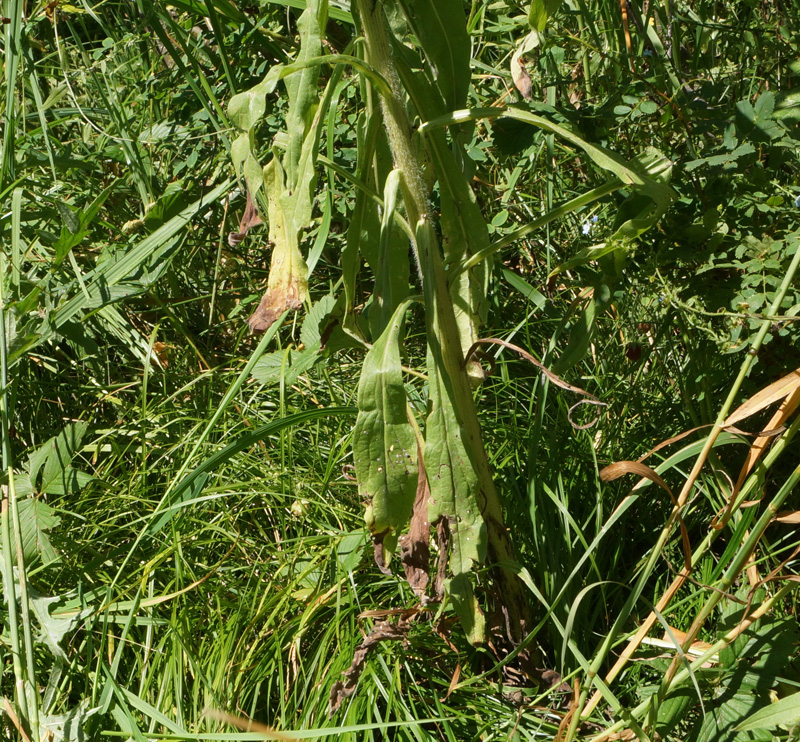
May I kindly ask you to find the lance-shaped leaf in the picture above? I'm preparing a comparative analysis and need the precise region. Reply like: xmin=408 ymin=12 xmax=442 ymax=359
xmin=284 ymin=0 xmax=326 ymax=189
xmin=395 ymin=0 xmax=470 ymax=112
xmin=248 ymin=157 xmax=308 ymax=332
xmin=417 ymin=219 xmax=487 ymax=645
xmin=354 ymin=299 xmax=418 ymax=568
xmin=425 ymin=346 xmax=487 ymax=644
xmin=391 ymin=47 xmax=490 ymax=365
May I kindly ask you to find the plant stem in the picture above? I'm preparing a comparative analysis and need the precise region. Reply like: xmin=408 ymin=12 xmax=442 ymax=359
xmin=354 ymin=0 xmax=533 ymax=642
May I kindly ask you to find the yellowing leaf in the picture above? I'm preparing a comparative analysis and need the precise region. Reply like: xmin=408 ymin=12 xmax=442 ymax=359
xmin=248 ymin=158 xmax=308 ymax=332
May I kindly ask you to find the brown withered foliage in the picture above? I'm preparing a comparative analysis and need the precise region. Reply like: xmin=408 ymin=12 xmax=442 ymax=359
xmin=398 ymin=445 xmax=431 ymax=601
xmin=328 ymin=619 xmax=410 ymax=716
xmin=227 ymin=187 xmax=262 ymax=248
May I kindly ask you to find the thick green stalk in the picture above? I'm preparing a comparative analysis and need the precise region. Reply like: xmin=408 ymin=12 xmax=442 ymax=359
xmin=354 ymin=0 xmax=533 ymax=641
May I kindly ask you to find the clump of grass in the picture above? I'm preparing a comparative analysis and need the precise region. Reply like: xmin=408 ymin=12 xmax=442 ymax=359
xmin=1 ymin=2 xmax=799 ymax=741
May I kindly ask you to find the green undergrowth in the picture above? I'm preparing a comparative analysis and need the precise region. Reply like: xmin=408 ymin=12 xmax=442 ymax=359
xmin=1 ymin=1 xmax=799 ymax=741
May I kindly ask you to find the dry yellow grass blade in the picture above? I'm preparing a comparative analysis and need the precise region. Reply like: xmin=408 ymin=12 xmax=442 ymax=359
xmin=710 ymin=373 xmax=800 ymax=531
xmin=600 ymin=461 xmax=691 ymax=570
xmin=599 ymin=460 xmax=670 ymax=492
xmin=774 ymin=510 xmax=800 ymax=524
xmin=204 ymin=709 xmax=301 ymax=740
xmin=724 ymin=367 xmax=800 ymax=427
xmin=735 ymin=385 xmax=800 ymax=497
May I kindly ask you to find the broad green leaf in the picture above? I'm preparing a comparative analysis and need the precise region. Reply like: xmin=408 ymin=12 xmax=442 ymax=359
xmin=337 ymin=530 xmax=368 ymax=574
xmin=395 ymin=0 xmax=470 ymax=111
xmin=231 ymin=133 xmax=264 ymax=198
xmin=40 ymin=701 xmax=99 ymax=742
xmin=688 ymin=689 xmax=773 ymax=742
xmin=31 ymin=593 xmax=86 ymax=661
xmin=417 ymin=220 xmax=486 ymax=644
xmin=529 ymin=0 xmax=563 ymax=31
xmin=14 ymin=496 xmax=61 ymax=565
xmin=35 ymin=421 xmax=90 ymax=495
xmin=354 ymin=299 xmax=418 ymax=561
xmin=227 ymin=76 xmax=271 ymax=131
xmin=299 ymin=292 xmax=338 ymax=348
xmin=736 ymin=692 xmax=800 ymax=732
xmin=251 ymin=347 xmax=318 ymax=387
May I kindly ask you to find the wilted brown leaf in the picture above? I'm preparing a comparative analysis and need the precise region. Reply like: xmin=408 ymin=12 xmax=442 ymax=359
xmin=398 ymin=443 xmax=431 ymax=600
xmin=511 ymin=55 xmax=533 ymax=100
xmin=227 ymin=186 xmax=263 ymax=247
xmin=599 ymin=460 xmax=691 ymax=570
xmin=328 ymin=620 xmax=409 ymax=716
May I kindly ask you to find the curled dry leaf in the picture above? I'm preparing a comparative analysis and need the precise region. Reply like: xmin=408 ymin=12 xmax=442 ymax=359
xmin=724 ymin=367 xmax=800 ymax=427
xmin=511 ymin=55 xmax=533 ymax=100
xmin=227 ymin=186 xmax=263 ymax=248
xmin=467 ymin=338 xmax=601 ymax=401
xmin=510 ymin=30 xmax=541 ymax=101
xmin=328 ymin=619 xmax=410 ymax=716
xmin=733 ymin=385 xmax=800 ymax=494
xmin=599 ymin=460 xmax=670 ymax=492
xmin=398 ymin=443 xmax=431 ymax=601
xmin=600 ymin=460 xmax=691 ymax=570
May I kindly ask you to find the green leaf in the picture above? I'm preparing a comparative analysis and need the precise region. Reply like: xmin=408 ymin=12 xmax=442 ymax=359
xmin=283 ymin=0 xmax=326 ymax=189
xmin=369 ymin=169 xmax=412 ymax=338
xmin=736 ymin=692 xmax=800 ymax=732
xmin=29 ymin=422 xmax=91 ymax=496
xmin=15 ymin=497 xmax=61 ymax=565
xmin=251 ymin=347 xmax=318 ymax=387
xmin=688 ymin=689 xmax=773 ymax=742
xmin=417 ymin=220 xmax=486 ymax=644
xmin=529 ymin=0 xmax=563 ymax=31
xmin=300 ymin=292 xmax=338 ymax=348
xmin=31 ymin=593 xmax=87 ymax=661
xmin=553 ymin=295 xmax=596 ymax=374
xmin=337 ymin=530 xmax=368 ymax=574
xmin=354 ymin=299 xmax=418 ymax=562
xmin=396 ymin=0 xmax=470 ymax=111
xmin=227 ymin=77 xmax=272 ymax=131
xmin=502 ymin=269 xmax=547 ymax=310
